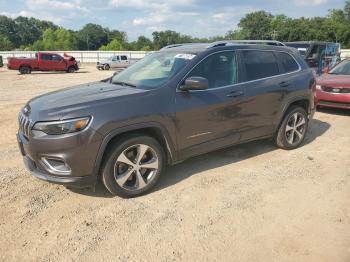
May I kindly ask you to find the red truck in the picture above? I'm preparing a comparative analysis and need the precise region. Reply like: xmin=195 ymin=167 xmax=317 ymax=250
xmin=7 ymin=52 xmax=79 ymax=74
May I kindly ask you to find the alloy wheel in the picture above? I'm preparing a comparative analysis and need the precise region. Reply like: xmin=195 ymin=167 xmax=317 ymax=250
xmin=113 ymin=144 xmax=159 ymax=191
xmin=285 ymin=112 xmax=306 ymax=145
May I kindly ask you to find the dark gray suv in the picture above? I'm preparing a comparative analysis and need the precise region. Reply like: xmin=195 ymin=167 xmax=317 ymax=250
xmin=17 ymin=42 xmax=316 ymax=197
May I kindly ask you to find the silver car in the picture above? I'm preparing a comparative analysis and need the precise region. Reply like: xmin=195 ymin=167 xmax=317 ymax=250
xmin=97 ymin=55 xmax=130 ymax=70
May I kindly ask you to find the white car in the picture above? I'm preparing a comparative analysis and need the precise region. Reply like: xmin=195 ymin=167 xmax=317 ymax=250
xmin=97 ymin=55 xmax=130 ymax=70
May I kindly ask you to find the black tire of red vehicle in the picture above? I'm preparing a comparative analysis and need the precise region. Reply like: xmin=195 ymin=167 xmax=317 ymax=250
xmin=67 ymin=66 xmax=75 ymax=73
xmin=101 ymin=135 xmax=165 ymax=198
xmin=104 ymin=64 xmax=110 ymax=70
xmin=19 ymin=66 xmax=31 ymax=74
xmin=274 ymin=106 xmax=308 ymax=150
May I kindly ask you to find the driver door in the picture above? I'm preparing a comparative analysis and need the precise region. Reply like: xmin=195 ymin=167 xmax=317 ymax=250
xmin=51 ymin=54 xmax=67 ymax=71
xmin=175 ymin=51 xmax=245 ymax=158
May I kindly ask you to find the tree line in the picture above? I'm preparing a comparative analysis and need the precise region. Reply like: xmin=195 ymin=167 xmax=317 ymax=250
xmin=0 ymin=1 xmax=349 ymax=51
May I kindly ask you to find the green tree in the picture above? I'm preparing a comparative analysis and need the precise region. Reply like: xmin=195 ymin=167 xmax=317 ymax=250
xmin=99 ymin=39 xmax=124 ymax=51
xmin=238 ymin=11 xmax=273 ymax=39
xmin=30 ymin=28 xmax=78 ymax=50
xmin=76 ymin=23 xmax=109 ymax=50
xmin=0 ymin=35 xmax=13 ymax=50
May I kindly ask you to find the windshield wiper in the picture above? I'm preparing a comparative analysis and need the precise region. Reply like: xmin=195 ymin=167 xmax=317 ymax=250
xmin=112 ymin=81 xmax=137 ymax=88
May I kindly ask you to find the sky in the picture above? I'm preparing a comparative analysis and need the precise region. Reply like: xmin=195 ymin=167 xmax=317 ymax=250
xmin=0 ymin=0 xmax=346 ymax=41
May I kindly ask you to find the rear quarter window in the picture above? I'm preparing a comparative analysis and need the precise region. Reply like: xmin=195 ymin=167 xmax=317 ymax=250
xmin=241 ymin=50 xmax=280 ymax=81
xmin=275 ymin=52 xmax=299 ymax=73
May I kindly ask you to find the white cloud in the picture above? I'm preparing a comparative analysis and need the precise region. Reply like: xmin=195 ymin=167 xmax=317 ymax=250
xmin=294 ymin=0 xmax=328 ymax=6
xmin=26 ymin=0 xmax=89 ymax=12
xmin=109 ymin=0 xmax=193 ymax=9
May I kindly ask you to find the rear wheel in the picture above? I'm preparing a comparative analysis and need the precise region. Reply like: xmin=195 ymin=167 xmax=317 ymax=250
xmin=19 ymin=66 xmax=31 ymax=74
xmin=274 ymin=106 xmax=308 ymax=150
xmin=104 ymin=64 xmax=110 ymax=70
xmin=102 ymin=135 xmax=164 ymax=198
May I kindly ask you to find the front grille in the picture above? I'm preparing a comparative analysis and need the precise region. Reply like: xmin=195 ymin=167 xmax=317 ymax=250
xmin=18 ymin=111 xmax=31 ymax=138
xmin=321 ymin=86 xmax=350 ymax=94
xmin=319 ymin=100 xmax=350 ymax=107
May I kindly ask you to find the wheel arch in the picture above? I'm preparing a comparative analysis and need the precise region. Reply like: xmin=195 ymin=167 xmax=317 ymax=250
xmin=275 ymin=97 xmax=310 ymax=133
xmin=92 ymin=122 xmax=177 ymax=181
xmin=19 ymin=64 xmax=32 ymax=70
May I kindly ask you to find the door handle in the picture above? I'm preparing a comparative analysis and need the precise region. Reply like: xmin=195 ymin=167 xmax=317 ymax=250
xmin=279 ymin=81 xmax=290 ymax=88
xmin=227 ymin=90 xmax=244 ymax=98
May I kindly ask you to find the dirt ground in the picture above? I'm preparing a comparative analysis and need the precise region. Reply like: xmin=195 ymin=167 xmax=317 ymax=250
xmin=0 ymin=65 xmax=349 ymax=262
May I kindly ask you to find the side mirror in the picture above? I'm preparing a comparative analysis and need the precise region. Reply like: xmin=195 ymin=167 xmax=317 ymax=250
xmin=179 ymin=76 xmax=209 ymax=91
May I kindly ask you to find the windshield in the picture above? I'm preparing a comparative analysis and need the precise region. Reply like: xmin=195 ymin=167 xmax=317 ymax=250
xmin=329 ymin=60 xmax=350 ymax=75
xmin=111 ymin=51 xmax=196 ymax=89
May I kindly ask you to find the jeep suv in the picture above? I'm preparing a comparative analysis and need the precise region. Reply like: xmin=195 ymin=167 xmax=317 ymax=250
xmin=17 ymin=41 xmax=316 ymax=197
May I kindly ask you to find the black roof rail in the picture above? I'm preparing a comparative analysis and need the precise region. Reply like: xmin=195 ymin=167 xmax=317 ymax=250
xmin=160 ymin=44 xmax=185 ymax=50
xmin=208 ymin=40 xmax=286 ymax=48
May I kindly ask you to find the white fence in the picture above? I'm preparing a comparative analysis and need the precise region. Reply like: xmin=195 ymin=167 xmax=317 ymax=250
xmin=0 ymin=50 xmax=149 ymax=64
xmin=341 ymin=49 xmax=350 ymax=60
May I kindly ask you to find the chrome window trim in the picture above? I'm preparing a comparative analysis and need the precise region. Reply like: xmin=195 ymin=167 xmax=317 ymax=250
xmin=176 ymin=49 xmax=302 ymax=93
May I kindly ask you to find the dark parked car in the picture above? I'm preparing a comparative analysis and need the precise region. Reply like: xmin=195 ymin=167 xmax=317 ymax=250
xmin=17 ymin=42 xmax=316 ymax=197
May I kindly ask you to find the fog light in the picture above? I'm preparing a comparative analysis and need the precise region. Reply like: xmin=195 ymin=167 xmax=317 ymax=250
xmin=41 ymin=157 xmax=71 ymax=175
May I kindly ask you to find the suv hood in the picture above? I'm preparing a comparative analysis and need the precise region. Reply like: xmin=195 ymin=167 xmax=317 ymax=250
xmin=317 ymin=74 xmax=350 ymax=87
xmin=26 ymin=81 xmax=149 ymax=120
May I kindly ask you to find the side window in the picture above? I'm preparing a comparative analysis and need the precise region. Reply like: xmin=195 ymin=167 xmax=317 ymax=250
xmin=241 ymin=50 xmax=280 ymax=81
xmin=275 ymin=52 xmax=299 ymax=73
xmin=121 ymin=56 xmax=128 ymax=61
xmin=41 ymin=54 xmax=52 ymax=61
xmin=187 ymin=51 xmax=238 ymax=89
xmin=112 ymin=56 xmax=118 ymax=61
xmin=51 ymin=55 xmax=62 ymax=61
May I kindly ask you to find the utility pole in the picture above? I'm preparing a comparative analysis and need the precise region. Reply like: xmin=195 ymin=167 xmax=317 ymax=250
xmin=86 ymin=34 xmax=89 ymax=51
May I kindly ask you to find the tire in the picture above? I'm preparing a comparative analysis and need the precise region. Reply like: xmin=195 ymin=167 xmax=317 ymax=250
xmin=102 ymin=135 xmax=165 ymax=198
xmin=104 ymin=64 xmax=110 ymax=70
xmin=19 ymin=66 xmax=31 ymax=74
xmin=274 ymin=106 xmax=308 ymax=150
xmin=67 ymin=66 xmax=75 ymax=73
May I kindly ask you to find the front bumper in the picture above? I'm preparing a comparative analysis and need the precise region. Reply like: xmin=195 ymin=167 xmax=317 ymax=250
xmin=96 ymin=63 xmax=105 ymax=70
xmin=17 ymin=127 xmax=103 ymax=187
xmin=316 ymin=90 xmax=350 ymax=109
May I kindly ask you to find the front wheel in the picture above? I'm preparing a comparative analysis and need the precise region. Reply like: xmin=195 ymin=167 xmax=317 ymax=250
xmin=274 ymin=106 xmax=308 ymax=150
xmin=67 ymin=66 xmax=75 ymax=73
xmin=102 ymin=135 xmax=165 ymax=198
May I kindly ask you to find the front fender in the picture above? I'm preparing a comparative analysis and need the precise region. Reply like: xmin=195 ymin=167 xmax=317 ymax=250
xmin=91 ymin=121 xmax=177 ymax=181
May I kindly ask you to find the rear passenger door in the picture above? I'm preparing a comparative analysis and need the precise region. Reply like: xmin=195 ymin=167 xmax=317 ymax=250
xmin=120 ymin=55 xmax=129 ymax=66
xmin=237 ymin=49 xmax=288 ymax=141
xmin=39 ymin=54 xmax=55 ymax=70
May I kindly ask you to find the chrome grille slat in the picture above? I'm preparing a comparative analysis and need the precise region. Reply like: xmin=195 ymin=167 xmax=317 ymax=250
xmin=18 ymin=111 xmax=31 ymax=138
xmin=321 ymin=86 xmax=350 ymax=94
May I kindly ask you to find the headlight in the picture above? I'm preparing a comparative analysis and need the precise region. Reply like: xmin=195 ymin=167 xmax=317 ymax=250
xmin=33 ymin=117 xmax=91 ymax=135
xmin=316 ymin=85 xmax=322 ymax=90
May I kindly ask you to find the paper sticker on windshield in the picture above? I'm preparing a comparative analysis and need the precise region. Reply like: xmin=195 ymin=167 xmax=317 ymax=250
xmin=175 ymin=54 xmax=196 ymax=60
